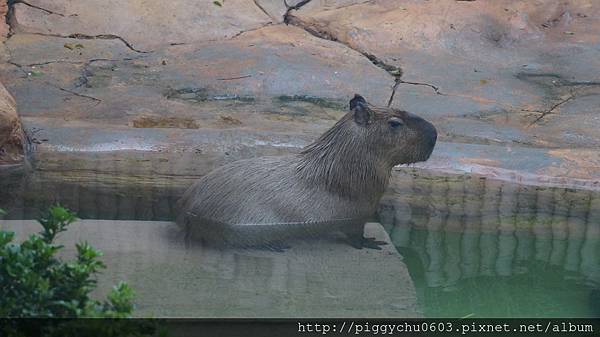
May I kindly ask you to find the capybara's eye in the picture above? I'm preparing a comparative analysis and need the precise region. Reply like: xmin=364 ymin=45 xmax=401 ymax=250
xmin=388 ymin=117 xmax=403 ymax=128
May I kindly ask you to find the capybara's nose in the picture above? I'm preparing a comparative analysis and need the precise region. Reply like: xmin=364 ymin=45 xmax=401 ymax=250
xmin=407 ymin=113 xmax=437 ymax=148
xmin=425 ymin=121 xmax=437 ymax=148
xmin=404 ymin=112 xmax=437 ymax=161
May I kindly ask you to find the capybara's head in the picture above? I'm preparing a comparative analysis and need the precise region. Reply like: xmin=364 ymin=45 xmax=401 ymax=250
xmin=347 ymin=94 xmax=437 ymax=166
xmin=306 ymin=94 xmax=435 ymax=168
xmin=300 ymin=94 xmax=437 ymax=176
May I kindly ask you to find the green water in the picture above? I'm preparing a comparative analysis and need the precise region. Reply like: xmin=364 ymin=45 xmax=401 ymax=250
xmin=396 ymin=233 xmax=598 ymax=318
xmin=381 ymin=171 xmax=600 ymax=318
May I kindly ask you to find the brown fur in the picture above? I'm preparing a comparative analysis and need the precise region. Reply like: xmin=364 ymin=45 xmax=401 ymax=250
xmin=177 ymin=95 xmax=437 ymax=250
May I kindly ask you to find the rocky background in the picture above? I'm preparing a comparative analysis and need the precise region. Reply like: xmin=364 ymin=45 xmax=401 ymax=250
xmin=0 ymin=0 xmax=599 ymax=190
xmin=0 ymin=80 xmax=22 ymax=164
xmin=0 ymin=0 xmax=22 ymax=164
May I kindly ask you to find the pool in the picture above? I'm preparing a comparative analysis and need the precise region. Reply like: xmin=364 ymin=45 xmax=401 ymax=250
xmin=1 ymin=167 xmax=598 ymax=317
xmin=380 ymin=170 xmax=600 ymax=318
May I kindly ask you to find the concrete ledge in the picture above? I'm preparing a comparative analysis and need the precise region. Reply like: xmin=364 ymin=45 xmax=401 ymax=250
xmin=415 ymin=142 xmax=600 ymax=192
xmin=25 ymin=118 xmax=600 ymax=192
xmin=1 ymin=220 xmax=420 ymax=318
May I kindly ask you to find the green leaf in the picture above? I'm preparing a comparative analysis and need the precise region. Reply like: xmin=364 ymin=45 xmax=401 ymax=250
xmin=38 ymin=205 xmax=78 ymax=243
xmin=0 ymin=231 xmax=15 ymax=246
xmin=105 ymin=282 xmax=135 ymax=317
xmin=213 ymin=0 xmax=222 ymax=6
xmin=1 ymin=205 xmax=137 ymax=326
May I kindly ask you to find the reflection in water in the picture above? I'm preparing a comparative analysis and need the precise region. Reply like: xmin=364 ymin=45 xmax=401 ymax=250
xmin=0 ymin=169 xmax=186 ymax=221
xmin=379 ymin=169 xmax=600 ymax=317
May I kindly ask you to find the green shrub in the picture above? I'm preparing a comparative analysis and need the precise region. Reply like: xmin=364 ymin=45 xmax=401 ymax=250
xmin=0 ymin=206 xmax=159 ymax=337
xmin=0 ymin=206 xmax=134 ymax=318
xmin=0 ymin=206 xmax=164 ymax=337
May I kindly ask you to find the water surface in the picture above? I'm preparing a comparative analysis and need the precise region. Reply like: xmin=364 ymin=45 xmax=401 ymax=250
xmin=380 ymin=170 xmax=600 ymax=318
xmin=1 ymin=168 xmax=598 ymax=317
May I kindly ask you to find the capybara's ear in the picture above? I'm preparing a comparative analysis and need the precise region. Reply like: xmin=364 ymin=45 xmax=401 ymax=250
xmin=349 ymin=94 xmax=366 ymax=110
xmin=350 ymin=94 xmax=370 ymax=125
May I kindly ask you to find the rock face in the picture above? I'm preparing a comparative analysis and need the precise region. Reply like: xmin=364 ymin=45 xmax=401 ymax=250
xmin=0 ymin=82 xmax=23 ymax=164
xmin=289 ymin=0 xmax=600 ymax=147
xmin=0 ymin=0 xmax=599 ymax=188
xmin=0 ymin=21 xmax=394 ymax=182
xmin=9 ymin=0 xmax=273 ymax=51
xmin=0 ymin=0 xmax=8 ymax=39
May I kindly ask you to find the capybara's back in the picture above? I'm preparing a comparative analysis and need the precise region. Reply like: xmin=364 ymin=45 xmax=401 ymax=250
xmin=177 ymin=94 xmax=437 ymax=250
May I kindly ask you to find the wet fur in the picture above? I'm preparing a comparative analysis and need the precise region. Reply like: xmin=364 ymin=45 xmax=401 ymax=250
xmin=177 ymin=95 xmax=437 ymax=248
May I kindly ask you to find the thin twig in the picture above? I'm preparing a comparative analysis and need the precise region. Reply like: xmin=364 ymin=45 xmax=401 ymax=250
xmin=217 ymin=75 xmax=252 ymax=81
xmin=387 ymin=80 xmax=399 ymax=107
xmin=398 ymin=79 xmax=443 ymax=95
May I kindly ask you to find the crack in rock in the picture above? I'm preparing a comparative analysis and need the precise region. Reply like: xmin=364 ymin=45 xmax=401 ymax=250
xmin=284 ymin=16 xmax=400 ymax=76
xmin=54 ymin=85 xmax=102 ymax=104
xmin=9 ymin=56 xmax=144 ymax=68
xmin=227 ymin=23 xmax=274 ymax=40
xmin=528 ymin=91 xmax=576 ymax=125
xmin=4 ymin=4 xmax=150 ymax=55
xmin=518 ymin=73 xmax=600 ymax=125
xmin=36 ymin=32 xmax=151 ymax=53
xmin=284 ymin=12 xmax=442 ymax=106
xmin=6 ymin=0 xmax=17 ymax=36
xmin=5 ymin=1 xmax=147 ymax=54
xmin=252 ymin=0 xmax=275 ymax=21
xmin=12 ymin=0 xmax=68 ymax=17
xmin=283 ymin=0 xmax=313 ymax=22
xmin=7 ymin=60 xmax=102 ymax=104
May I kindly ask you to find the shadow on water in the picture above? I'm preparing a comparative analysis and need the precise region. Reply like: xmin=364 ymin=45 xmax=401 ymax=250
xmin=378 ymin=169 xmax=600 ymax=318
xmin=1 ymin=166 xmax=599 ymax=317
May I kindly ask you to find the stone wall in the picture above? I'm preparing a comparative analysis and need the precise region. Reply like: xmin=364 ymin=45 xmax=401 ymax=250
xmin=2 ymin=0 xmax=599 ymax=184
xmin=0 ymin=1 xmax=24 ymax=165
xmin=0 ymin=0 xmax=8 ymax=39
xmin=0 ymin=82 xmax=24 ymax=164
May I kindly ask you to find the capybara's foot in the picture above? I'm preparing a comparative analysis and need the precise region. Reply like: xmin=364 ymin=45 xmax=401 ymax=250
xmin=348 ymin=236 xmax=387 ymax=250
